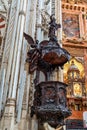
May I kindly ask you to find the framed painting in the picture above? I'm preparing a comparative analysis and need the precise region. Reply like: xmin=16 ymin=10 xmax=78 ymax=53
xmin=62 ymin=13 xmax=80 ymax=38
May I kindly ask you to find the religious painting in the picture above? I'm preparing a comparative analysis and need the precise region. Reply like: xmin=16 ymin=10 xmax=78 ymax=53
xmin=73 ymin=82 xmax=82 ymax=97
xmin=62 ymin=13 xmax=80 ymax=38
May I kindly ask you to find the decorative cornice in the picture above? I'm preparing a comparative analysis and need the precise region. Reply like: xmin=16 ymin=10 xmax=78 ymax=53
xmin=62 ymin=1 xmax=87 ymax=13
xmin=63 ymin=41 xmax=87 ymax=49
xmin=62 ymin=34 xmax=87 ymax=47
xmin=62 ymin=0 xmax=87 ymax=4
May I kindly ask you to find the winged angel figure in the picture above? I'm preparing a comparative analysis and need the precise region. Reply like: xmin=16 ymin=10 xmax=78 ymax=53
xmin=24 ymin=32 xmax=41 ymax=73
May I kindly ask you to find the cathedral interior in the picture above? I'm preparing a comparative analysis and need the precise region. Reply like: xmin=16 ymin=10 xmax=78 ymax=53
xmin=0 ymin=0 xmax=87 ymax=130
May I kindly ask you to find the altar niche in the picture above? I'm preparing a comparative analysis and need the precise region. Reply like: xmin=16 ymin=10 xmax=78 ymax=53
xmin=24 ymin=14 xmax=71 ymax=128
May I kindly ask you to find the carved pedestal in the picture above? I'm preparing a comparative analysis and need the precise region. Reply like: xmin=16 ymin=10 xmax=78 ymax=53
xmin=31 ymin=81 xmax=71 ymax=128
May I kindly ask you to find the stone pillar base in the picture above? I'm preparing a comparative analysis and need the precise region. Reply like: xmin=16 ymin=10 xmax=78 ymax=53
xmin=0 ymin=98 xmax=16 ymax=130
xmin=31 ymin=115 xmax=38 ymax=130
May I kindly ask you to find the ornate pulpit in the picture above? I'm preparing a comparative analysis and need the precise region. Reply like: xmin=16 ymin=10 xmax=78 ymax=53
xmin=24 ymin=15 xmax=71 ymax=128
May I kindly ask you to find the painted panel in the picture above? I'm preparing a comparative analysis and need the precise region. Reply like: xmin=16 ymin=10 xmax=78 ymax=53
xmin=62 ymin=13 xmax=80 ymax=38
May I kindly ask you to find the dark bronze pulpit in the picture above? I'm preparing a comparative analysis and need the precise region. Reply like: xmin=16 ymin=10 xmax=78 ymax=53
xmin=24 ymin=15 xmax=71 ymax=128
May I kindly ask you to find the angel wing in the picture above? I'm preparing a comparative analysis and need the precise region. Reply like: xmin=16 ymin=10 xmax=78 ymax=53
xmin=24 ymin=32 xmax=37 ymax=48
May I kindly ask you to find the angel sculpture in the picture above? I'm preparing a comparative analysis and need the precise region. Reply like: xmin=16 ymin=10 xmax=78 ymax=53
xmin=24 ymin=32 xmax=41 ymax=73
xmin=24 ymin=32 xmax=39 ymax=48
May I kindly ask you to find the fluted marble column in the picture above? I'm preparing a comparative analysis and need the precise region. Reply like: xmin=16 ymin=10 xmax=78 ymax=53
xmin=0 ymin=0 xmax=27 ymax=130
xmin=12 ymin=0 xmax=27 ymax=98
xmin=8 ymin=0 xmax=23 ymax=98
xmin=2 ymin=0 xmax=20 ymax=107
xmin=27 ymin=1 xmax=38 ymax=130
xmin=55 ymin=0 xmax=62 ymax=45
xmin=0 ymin=0 xmax=17 ymax=114
xmin=0 ymin=98 xmax=16 ymax=130
xmin=31 ymin=115 xmax=38 ymax=130
xmin=36 ymin=0 xmax=43 ymax=41
xmin=16 ymin=0 xmax=31 ymax=123
xmin=28 ymin=0 xmax=38 ymax=37
xmin=55 ymin=0 xmax=63 ymax=82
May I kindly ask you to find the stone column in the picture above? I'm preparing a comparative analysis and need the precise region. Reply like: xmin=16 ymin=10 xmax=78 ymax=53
xmin=16 ymin=0 xmax=31 ymax=123
xmin=55 ymin=0 xmax=62 ymax=45
xmin=0 ymin=68 xmax=6 ymax=115
xmin=36 ymin=0 xmax=43 ymax=42
xmin=1 ymin=99 xmax=16 ymax=130
xmin=31 ymin=115 xmax=38 ymax=130
xmin=0 ymin=0 xmax=17 ymax=128
xmin=8 ymin=0 xmax=23 ymax=98
xmin=0 ymin=0 xmax=27 ymax=130
xmin=28 ymin=1 xmax=39 ymax=129
xmin=17 ymin=110 xmax=29 ymax=130
xmin=17 ymin=74 xmax=30 ymax=129
xmin=12 ymin=0 xmax=27 ymax=98
xmin=55 ymin=0 xmax=63 ymax=82
xmin=0 ymin=0 xmax=17 ymax=112
xmin=28 ymin=0 xmax=38 ymax=37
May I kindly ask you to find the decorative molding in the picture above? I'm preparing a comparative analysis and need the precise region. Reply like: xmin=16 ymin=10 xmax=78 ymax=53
xmin=62 ymin=2 xmax=87 ymax=13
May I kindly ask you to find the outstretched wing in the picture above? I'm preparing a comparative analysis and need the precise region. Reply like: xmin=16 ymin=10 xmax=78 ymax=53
xmin=24 ymin=32 xmax=35 ymax=46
